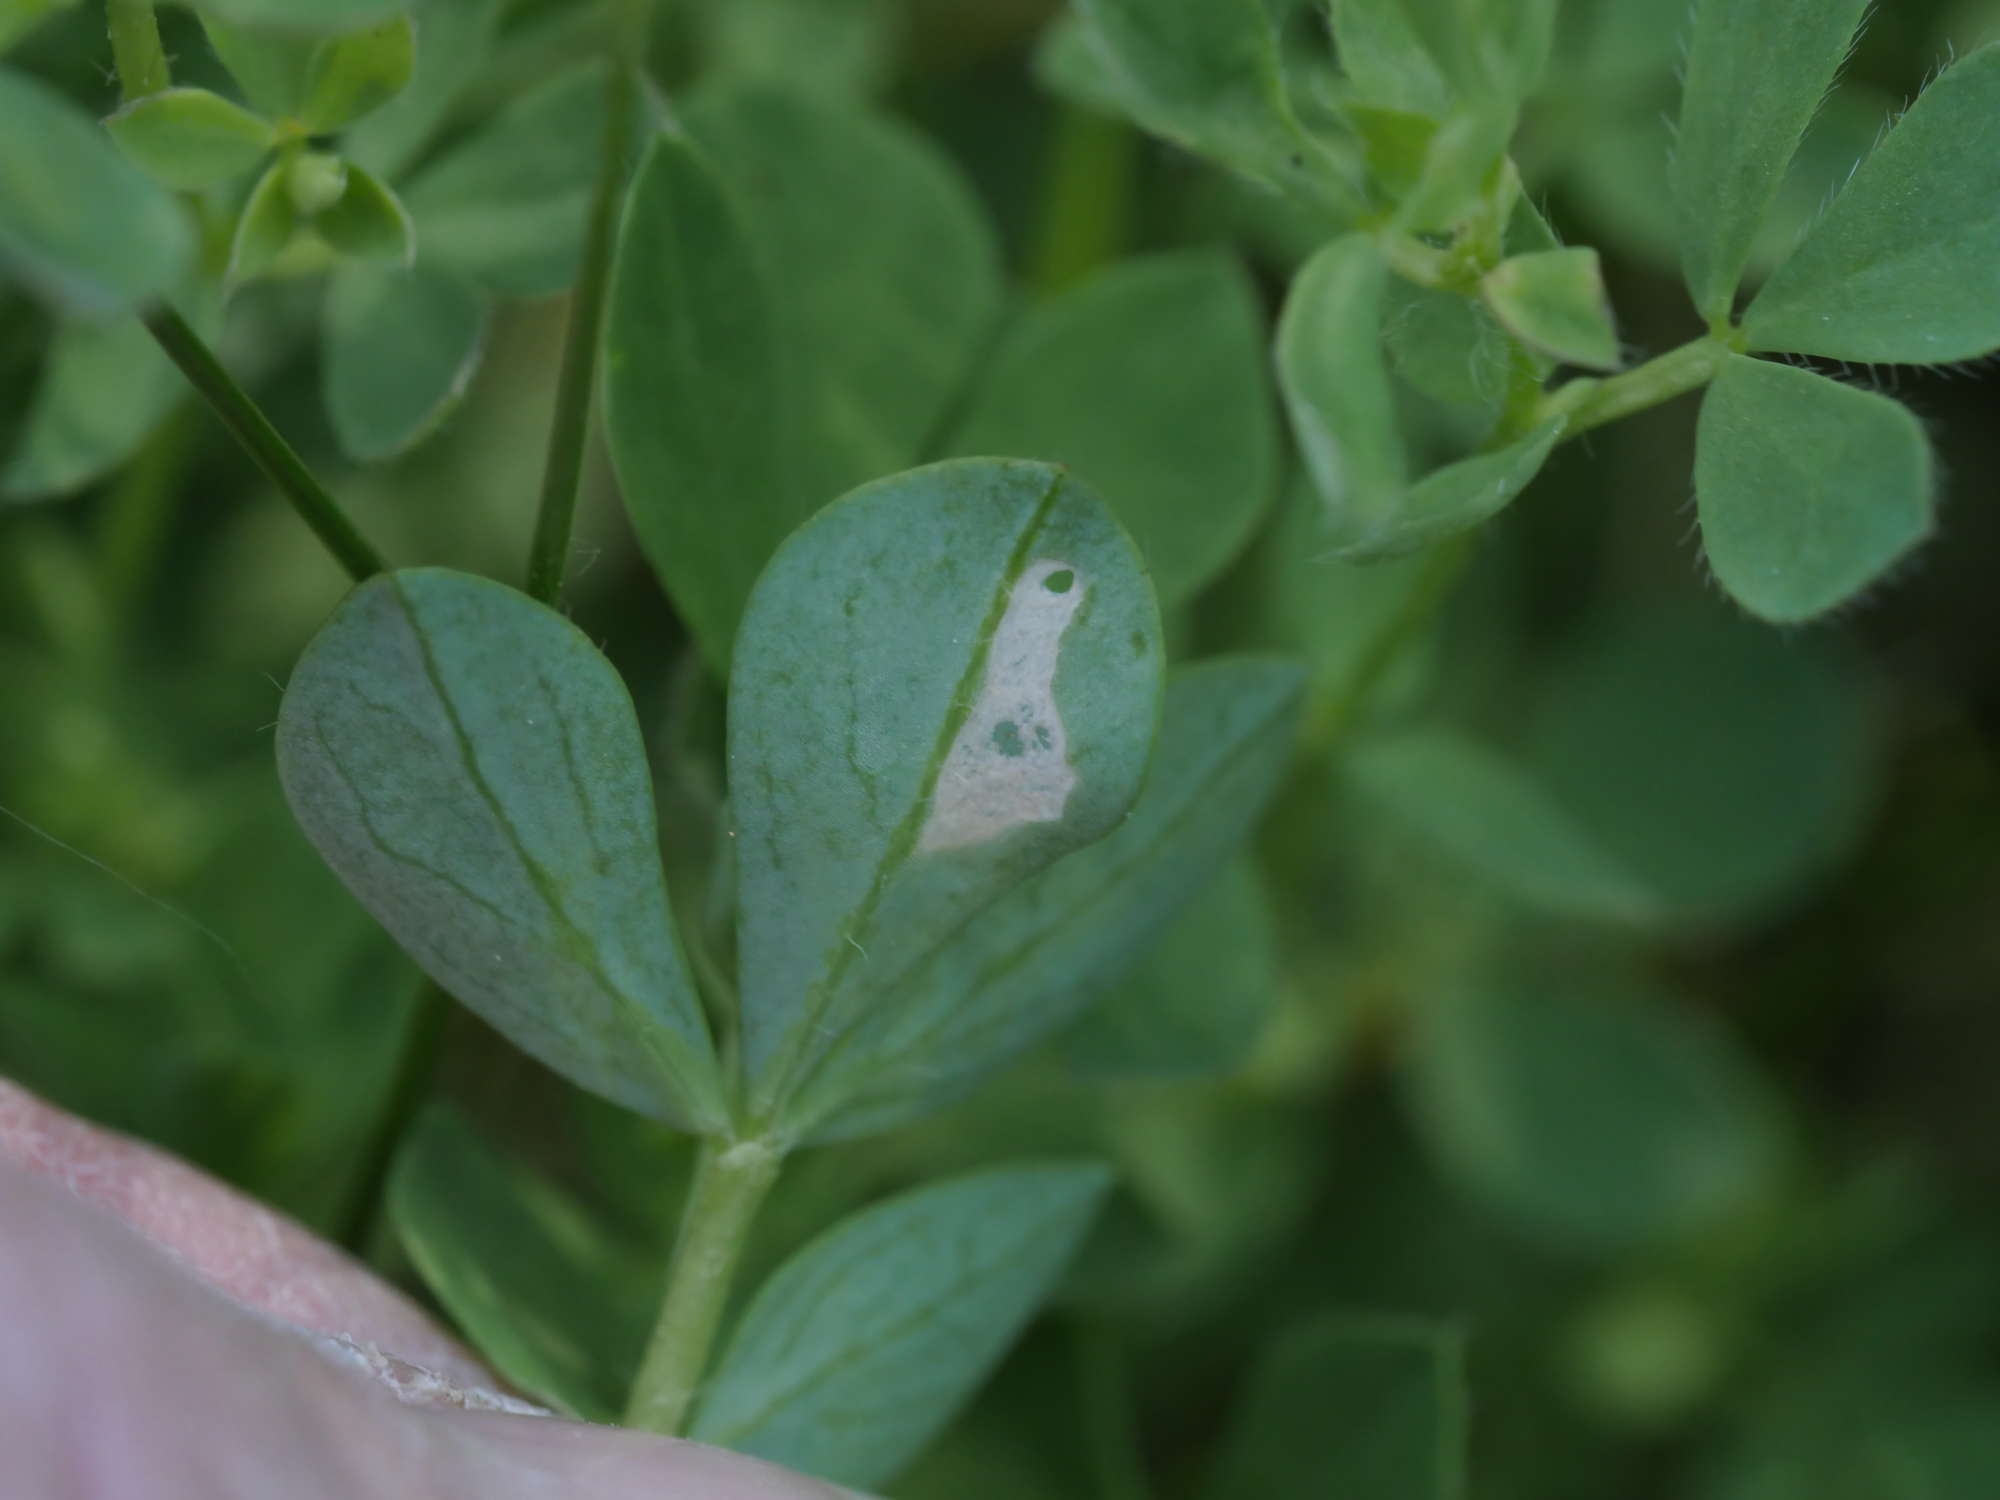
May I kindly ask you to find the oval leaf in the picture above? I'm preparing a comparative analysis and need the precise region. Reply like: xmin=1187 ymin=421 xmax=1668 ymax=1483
xmin=1671 ymin=0 xmax=1872 ymax=321
xmin=0 ymin=69 xmax=193 ymax=316
xmin=275 ymin=568 xmax=725 ymax=1128
xmin=728 ymin=459 xmax=1164 ymax=1131
xmin=1479 ymin=246 xmax=1620 ymax=370
xmin=948 ymin=249 xmax=1279 ymax=608
xmin=104 ymin=86 xmax=276 ymax=191
xmin=323 ymin=261 xmax=485 ymax=461
xmin=1695 ymin=354 xmax=1932 ymax=622
xmin=297 ymin=15 xmax=414 ymax=133
xmin=3 ymin=314 xmax=180 ymax=500
xmin=314 ymin=160 xmax=413 ymax=263
xmin=1742 ymin=44 xmax=2000 ymax=363
xmin=691 ymin=1163 xmax=1112 ymax=1489
xmin=342 ymin=0 xmax=503 ymax=179
xmin=227 ymin=156 xmax=301 ymax=284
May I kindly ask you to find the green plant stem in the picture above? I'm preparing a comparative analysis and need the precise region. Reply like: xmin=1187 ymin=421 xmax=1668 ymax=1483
xmin=624 ymin=1135 xmax=784 ymax=1435
xmin=524 ymin=1 xmax=645 ymax=606
xmin=1074 ymin=1321 xmax=1155 ymax=1500
xmin=1542 ymin=336 xmax=1731 ymax=441
xmin=107 ymin=0 xmax=170 ymax=101
xmin=1029 ymin=102 xmax=1137 ymax=296
xmin=98 ymin=403 xmax=193 ymax=628
xmin=142 ymin=307 xmax=386 ymax=584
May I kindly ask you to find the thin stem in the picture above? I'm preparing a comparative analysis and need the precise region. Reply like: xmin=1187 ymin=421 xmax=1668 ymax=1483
xmin=624 ymin=1136 xmax=784 ymax=1435
xmin=524 ymin=1 xmax=645 ymax=606
xmin=1542 ymin=336 xmax=1731 ymax=442
xmin=107 ymin=0 xmax=170 ymax=101
xmin=1029 ymin=102 xmax=1137 ymax=296
xmin=1074 ymin=1321 xmax=1155 ymax=1500
xmin=143 ymin=306 xmax=387 ymax=583
xmin=98 ymin=403 xmax=193 ymax=628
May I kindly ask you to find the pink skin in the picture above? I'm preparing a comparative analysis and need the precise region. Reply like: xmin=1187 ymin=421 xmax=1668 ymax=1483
xmin=0 ymin=1079 xmax=856 ymax=1500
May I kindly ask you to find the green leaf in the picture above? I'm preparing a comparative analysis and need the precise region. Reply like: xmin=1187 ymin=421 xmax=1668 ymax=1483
xmin=1064 ymin=857 xmax=1280 ymax=1080
xmin=0 ymin=68 xmax=193 ymax=316
xmin=1383 ymin=278 xmax=1512 ymax=421
xmin=698 ymin=0 xmax=900 ymax=101
xmin=323 ymin=262 xmax=485 ymax=461
xmin=1695 ymin=354 xmax=1931 ymax=622
xmin=1522 ymin=603 xmax=1875 ymax=930
xmin=195 ymin=0 xmax=407 ymax=31
xmin=799 ymin=657 xmax=1303 ymax=1139
xmin=388 ymin=1104 xmax=660 ymax=1421
xmin=691 ymin=1163 xmax=1112 ymax=1489
xmin=1346 ymin=729 xmax=1659 ymax=923
xmin=947 ymin=249 xmax=1278 ymax=608
xmin=0 ymin=0 xmax=79 ymax=56
xmin=1742 ymin=44 xmax=2000 ymax=362
xmin=1208 ymin=1314 xmax=1468 ymax=1500
xmin=1386 ymin=419 xmax=1564 ymax=555
xmin=200 ymin=17 xmax=316 ymax=118
xmin=226 ymin=157 xmax=301 ymax=284
xmin=342 ymin=0 xmax=502 ymax=179
xmin=1278 ymin=235 xmax=1407 ymax=533
xmin=275 ymin=568 xmax=725 ymax=1129
xmin=313 ymin=161 xmax=413 ymax=263
xmin=1404 ymin=953 xmax=1782 ymax=1249
xmin=683 ymin=85 xmax=1004 ymax=533
xmin=1331 ymin=0 xmax=1454 ymax=116
xmin=726 ymin=459 xmax=1164 ymax=1132
xmin=1671 ymin=0 xmax=1872 ymax=321
xmin=104 ymin=87 xmax=276 ymax=191
xmin=296 ymin=16 xmax=414 ymax=133
xmin=2 ymin=314 xmax=179 ymax=500
xmin=602 ymin=131 xmax=784 ymax=670
xmin=1479 ymin=246 xmax=1619 ymax=370
xmin=402 ymin=61 xmax=611 ymax=297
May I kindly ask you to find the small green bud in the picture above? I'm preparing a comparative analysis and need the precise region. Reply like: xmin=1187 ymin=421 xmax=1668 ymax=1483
xmin=286 ymin=150 xmax=349 ymax=216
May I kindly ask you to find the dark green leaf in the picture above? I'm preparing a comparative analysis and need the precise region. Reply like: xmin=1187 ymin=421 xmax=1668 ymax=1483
xmin=727 ymin=459 xmax=1163 ymax=1134
xmin=1479 ymin=246 xmax=1619 ymax=370
xmin=948 ymin=249 xmax=1278 ymax=607
xmin=1209 ymin=1315 xmax=1468 ymax=1500
xmin=799 ymin=657 xmax=1302 ymax=1139
xmin=275 ymin=568 xmax=725 ymax=1128
xmin=1404 ymin=953 xmax=1782 ymax=1249
xmin=388 ymin=1104 xmax=660 ymax=1421
xmin=342 ymin=0 xmax=502 ymax=179
xmin=1742 ymin=44 xmax=2000 ymax=362
xmin=691 ymin=1163 xmax=1111 ymax=1488
xmin=103 ymin=86 xmax=276 ymax=191
xmin=0 ymin=68 xmax=193 ymax=316
xmin=314 ymin=161 xmax=413 ymax=263
xmin=1671 ymin=0 xmax=1872 ymax=321
xmin=1383 ymin=278 xmax=1512 ymax=421
xmin=3 ymin=315 xmax=179 ymax=499
xmin=698 ymin=0 xmax=900 ymax=101
xmin=296 ymin=15 xmax=414 ymax=133
xmin=323 ymin=262 xmax=485 ymax=461
xmin=1064 ymin=857 xmax=1280 ymax=1080
xmin=1695 ymin=354 xmax=1931 ymax=622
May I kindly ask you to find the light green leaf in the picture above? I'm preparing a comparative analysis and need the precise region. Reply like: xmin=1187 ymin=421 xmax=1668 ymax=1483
xmin=388 ymin=1105 xmax=660 ymax=1421
xmin=1671 ymin=0 xmax=1872 ymax=321
xmin=1208 ymin=1314 xmax=1467 ymax=1500
xmin=948 ymin=249 xmax=1278 ymax=607
xmin=683 ymin=85 xmax=1004 ymax=529
xmin=323 ymin=262 xmax=485 ymax=461
xmin=285 ymin=150 xmax=349 ymax=216
xmin=1064 ymin=857 xmax=1280 ymax=1080
xmin=2 ymin=315 xmax=179 ymax=500
xmin=1524 ymin=603 xmax=1875 ymax=930
xmin=195 ymin=0 xmax=407 ymax=31
xmin=799 ymin=657 xmax=1302 ymax=1139
xmin=1742 ymin=44 xmax=2000 ymax=362
xmin=297 ymin=16 xmax=414 ymax=133
xmin=727 ymin=459 xmax=1164 ymax=1132
xmin=691 ymin=1163 xmax=1112 ymax=1489
xmin=342 ymin=0 xmax=502 ymax=179
xmin=1384 ymin=419 xmax=1564 ymax=555
xmin=104 ymin=87 xmax=276 ymax=191
xmin=1479 ymin=246 xmax=1619 ymax=370
xmin=0 ymin=68 xmax=193 ymax=316
xmin=200 ymin=17 xmax=316 ymax=118
xmin=602 ymin=130 xmax=785 ymax=670
xmin=314 ymin=161 xmax=413 ymax=263
xmin=226 ymin=157 xmax=301 ymax=284
xmin=1404 ymin=953 xmax=1782 ymax=1249
xmin=1278 ymin=234 xmax=1407 ymax=535
xmin=1347 ymin=729 xmax=1658 ymax=923
xmin=1331 ymin=0 xmax=1454 ymax=116
xmin=402 ymin=61 xmax=610 ymax=297
xmin=699 ymin=0 xmax=900 ymax=101
xmin=1695 ymin=354 xmax=1931 ymax=622
xmin=275 ymin=568 xmax=725 ymax=1129
xmin=1395 ymin=107 xmax=1508 ymax=235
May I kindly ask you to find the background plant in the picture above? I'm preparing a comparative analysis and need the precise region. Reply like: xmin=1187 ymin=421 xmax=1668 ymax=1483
xmin=4 ymin=0 xmax=2000 ymax=1496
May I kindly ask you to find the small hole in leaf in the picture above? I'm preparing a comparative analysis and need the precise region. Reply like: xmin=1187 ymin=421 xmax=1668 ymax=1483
xmin=1043 ymin=569 xmax=1075 ymax=594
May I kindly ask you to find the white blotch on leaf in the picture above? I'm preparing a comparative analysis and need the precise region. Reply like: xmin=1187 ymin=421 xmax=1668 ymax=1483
xmin=920 ymin=558 xmax=1085 ymax=852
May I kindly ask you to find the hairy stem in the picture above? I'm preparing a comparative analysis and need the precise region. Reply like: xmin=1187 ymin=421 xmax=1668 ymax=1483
xmin=143 ymin=307 xmax=387 ymax=583
xmin=524 ymin=0 xmax=646 ymax=606
xmin=107 ymin=0 xmax=170 ymax=101
xmin=1543 ymin=336 xmax=1731 ymax=441
xmin=624 ymin=1136 xmax=784 ymax=1435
